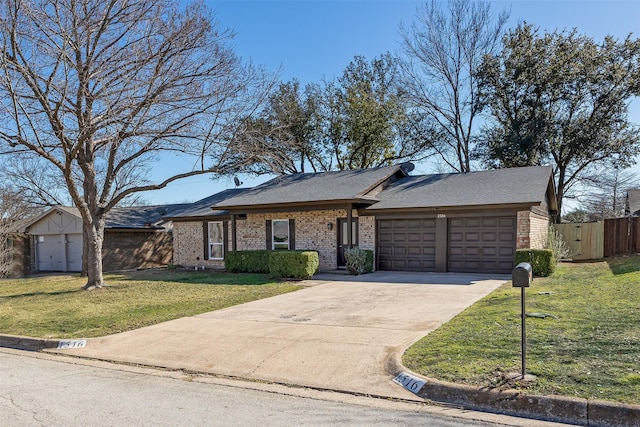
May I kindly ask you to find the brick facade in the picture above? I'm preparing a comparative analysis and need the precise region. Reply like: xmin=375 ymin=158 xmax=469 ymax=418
xmin=516 ymin=210 xmax=550 ymax=250
xmin=235 ymin=210 xmax=376 ymax=270
xmin=102 ymin=230 xmax=173 ymax=271
xmin=172 ymin=220 xmax=226 ymax=269
xmin=529 ymin=212 xmax=550 ymax=249
xmin=174 ymin=208 xmax=550 ymax=272
xmin=173 ymin=210 xmax=377 ymax=271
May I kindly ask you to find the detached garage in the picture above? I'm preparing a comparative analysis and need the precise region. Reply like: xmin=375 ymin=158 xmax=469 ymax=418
xmin=367 ymin=166 xmax=557 ymax=274
xmin=18 ymin=204 xmax=183 ymax=273
xmin=24 ymin=207 xmax=83 ymax=272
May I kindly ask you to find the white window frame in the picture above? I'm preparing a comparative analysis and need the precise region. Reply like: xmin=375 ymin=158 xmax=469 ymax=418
xmin=272 ymin=219 xmax=290 ymax=250
xmin=208 ymin=221 xmax=224 ymax=260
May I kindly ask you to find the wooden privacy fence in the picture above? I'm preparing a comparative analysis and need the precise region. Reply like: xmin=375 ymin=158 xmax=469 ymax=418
xmin=604 ymin=217 xmax=640 ymax=257
xmin=553 ymin=217 xmax=640 ymax=260
xmin=553 ymin=222 xmax=604 ymax=261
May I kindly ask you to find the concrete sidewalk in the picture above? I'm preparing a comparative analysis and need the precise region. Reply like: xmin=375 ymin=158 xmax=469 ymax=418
xmin=46 ymin=271 xmax=508 ymax=401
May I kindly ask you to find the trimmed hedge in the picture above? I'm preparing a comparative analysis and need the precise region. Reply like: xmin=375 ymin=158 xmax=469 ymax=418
xmin=344 ymin=248 xmax=374 ymax=275
xmin=515 ymin=248 xmax=556 ymax=277
xmin=269 ymin=250 xmax=319 ymax=280
xmin=225 ymin=250 xmax=270 ymax=273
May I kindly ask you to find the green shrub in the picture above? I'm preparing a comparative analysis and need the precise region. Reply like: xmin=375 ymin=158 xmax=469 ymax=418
xmin=344 ymin=248 xmax=374 ymax=275
xmin=514 ymin=248 xmax=556 ymax=277
xmin=225 ymin=250 xmax=270 ymax=273
xmin=269 ymin=251 xmax=319 ymax=280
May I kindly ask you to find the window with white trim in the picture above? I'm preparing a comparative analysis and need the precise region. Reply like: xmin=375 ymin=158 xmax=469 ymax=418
xmin=272 ymin=219 xmax=289 ymax=250
xmin=208 ymin=221 xmax=224 ymax=259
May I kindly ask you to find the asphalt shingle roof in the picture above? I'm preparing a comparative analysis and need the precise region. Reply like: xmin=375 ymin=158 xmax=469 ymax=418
xmin=213 ymin=164 xmax=410 ymax=209
xmin=166 ymin=188 xmax=247 ymax=219
xmin=105 ymin=204 xmax=189 ymax=228
xmin=365 ymin=166 xmax=554 ymax=211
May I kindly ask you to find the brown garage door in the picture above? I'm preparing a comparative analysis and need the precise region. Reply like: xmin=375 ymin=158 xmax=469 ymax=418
xmin=448 ymin=216 xmax=516 ymax=274
xmin=378 ymin=219 xmax=436 ymax=271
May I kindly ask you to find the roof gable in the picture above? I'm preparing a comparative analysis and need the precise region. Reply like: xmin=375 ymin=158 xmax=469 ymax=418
xmin=213 ymin=163 xmax=413 ymax=209
xmin=366 ymin=166 xmax=556 ymax=212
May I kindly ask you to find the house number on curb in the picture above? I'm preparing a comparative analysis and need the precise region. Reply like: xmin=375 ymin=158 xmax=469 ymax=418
xmin=57 ymin=340 xmax=87 ymax=349
xmin=393 ymin=372 xmax=426 ymax=394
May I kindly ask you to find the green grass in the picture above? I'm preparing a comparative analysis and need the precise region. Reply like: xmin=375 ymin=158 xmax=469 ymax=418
xmin=403 ymin=255 xmax=640 ymax=405
xmin=0 ymin=269 xmax=301 ymax=339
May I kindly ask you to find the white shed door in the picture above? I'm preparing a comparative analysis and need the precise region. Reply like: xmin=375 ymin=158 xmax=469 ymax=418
xmin=36 ymin=235 xmax=64 ymax=271
xmin=66 ymin=234 xmax=83 ymax=272
xmin=36 ymin=234 xmax=83 ymax=272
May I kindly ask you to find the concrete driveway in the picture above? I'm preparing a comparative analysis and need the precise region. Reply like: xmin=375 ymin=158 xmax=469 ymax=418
xmin=49 ymin=271 xmax=509 ymax=400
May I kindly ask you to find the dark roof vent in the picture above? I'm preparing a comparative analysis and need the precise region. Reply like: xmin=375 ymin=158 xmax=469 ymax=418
xmin=400 ymin=162 xmax=415 ymax=174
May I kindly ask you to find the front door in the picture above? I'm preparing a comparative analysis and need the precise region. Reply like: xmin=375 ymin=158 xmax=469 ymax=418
xmin=337 ymin=218 xmax=358 ymax=267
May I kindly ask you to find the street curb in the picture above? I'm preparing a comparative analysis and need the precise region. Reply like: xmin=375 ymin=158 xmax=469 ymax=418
xmin=0 ymin=334 xmax=62 ymax=352
xmin=3 ymin=334 xmax=639 ymax=427
xmin=413 ymin=374 xmax=640 ymax=427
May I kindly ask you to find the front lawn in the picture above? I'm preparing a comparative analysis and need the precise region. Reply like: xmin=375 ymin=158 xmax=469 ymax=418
xmin=0 ymin=269 xmax=301 ymax=339
xmin=403 ymin=255 xmax=640 ymax=405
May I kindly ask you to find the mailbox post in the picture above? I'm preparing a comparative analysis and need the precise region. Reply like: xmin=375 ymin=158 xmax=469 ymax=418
xmin=512 ymin=262 xmax=532 ymax=379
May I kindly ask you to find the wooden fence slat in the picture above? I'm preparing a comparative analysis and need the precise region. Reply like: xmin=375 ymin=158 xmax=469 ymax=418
xmin=603 ymin=217 xmax=640 ymax=257
xmin=553 ymin=222 xmax=604 ymax=260
xmin=554 ymin=218 xmax=640 ymax=260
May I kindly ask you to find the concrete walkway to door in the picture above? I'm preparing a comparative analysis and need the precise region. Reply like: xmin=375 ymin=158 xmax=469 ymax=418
xmin=48 ymin=271 xmax=509 ymax=401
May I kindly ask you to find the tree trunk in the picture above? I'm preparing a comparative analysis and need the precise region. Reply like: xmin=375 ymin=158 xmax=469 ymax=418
xmin=82 ymin=214 xmax=106 ymax=290
xmin=555 ymin=167 xmax=566 ymax=223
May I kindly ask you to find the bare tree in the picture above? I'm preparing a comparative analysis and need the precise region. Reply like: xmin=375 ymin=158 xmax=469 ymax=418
xmin=578 ymin=166 xmax=639 ymax=220
xmin=399 ymin=0 xmax=509 ymax=172
xmin=0 ymin=0 xmax=274 ymax=289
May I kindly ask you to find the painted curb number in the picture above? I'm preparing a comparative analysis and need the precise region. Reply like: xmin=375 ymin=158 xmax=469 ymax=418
xmin=57 ymin=340 xmax=87 ymax=349
xmin=393 ymin=372 xmax=426 ymax=394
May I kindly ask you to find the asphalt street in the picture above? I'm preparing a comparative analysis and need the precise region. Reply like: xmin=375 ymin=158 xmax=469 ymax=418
xmin=0 ymin=349 xmax=569 ymax=427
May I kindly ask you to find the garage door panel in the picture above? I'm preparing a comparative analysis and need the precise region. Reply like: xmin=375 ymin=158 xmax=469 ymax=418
xmin=407 ymin=246 xmax=422 ymax=255
xmin=394 ymin=247 xmax=407 ymax=256
xmin=448 ymin=216 xmax=516 ymax=274
xmin=481 ymin=231 xmax=497 ymax=240
xmin=423 ymin=232 xmax=435 ymax=241
xmin=482 ymin=246 xmax=498 ymax=256
xmin=449 ymin=232 xmax=463 ymax=242
xmin=465 ymin=232 xmax=480 ymax=241
xmin=378 ymin=219 xmax=436 ymax=272
xmin=499 ymin=247 xmax=515 ymax=256
xmin=482 ymin=218 xmax=498 ymax=227
xmin=407 ymin=232 xmax=422 ymax=242
xmin=499 ymin=217 xmax=517 ymax=227
xmin=498 ymin=232 xmax=515 ymax=241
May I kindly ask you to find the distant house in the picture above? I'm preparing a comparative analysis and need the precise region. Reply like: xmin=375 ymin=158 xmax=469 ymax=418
xmin=625 ymin=189 xmax=640 ymax=217
xmin=17 ymin=204 xmax=188 ymax=273
xmin=169 ymin=164 xmax=557 ymax=274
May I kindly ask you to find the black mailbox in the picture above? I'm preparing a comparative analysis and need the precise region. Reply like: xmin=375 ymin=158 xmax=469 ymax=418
xmin=512 ymin=262 xmax=532 ymax=287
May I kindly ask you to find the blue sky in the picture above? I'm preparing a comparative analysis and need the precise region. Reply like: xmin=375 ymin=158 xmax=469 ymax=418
xmin=148 ymin=0 xmax=640 ymax=205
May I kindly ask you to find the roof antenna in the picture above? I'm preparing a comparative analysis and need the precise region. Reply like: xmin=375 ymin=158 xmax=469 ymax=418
xmin=233 ymin=176 xmax=243 ymax=187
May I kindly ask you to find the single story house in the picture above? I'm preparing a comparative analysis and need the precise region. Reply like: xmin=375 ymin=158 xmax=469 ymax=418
xmin=17 ymin=203 xmax=189 ymax=273
xmin=170 ymin=163 xmax=557 ymax=274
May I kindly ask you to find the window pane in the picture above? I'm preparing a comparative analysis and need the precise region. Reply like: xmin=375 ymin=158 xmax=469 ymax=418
xmin=210 ymin=244 xmax=223 ymax=259
xmin=272 ymin=220 xmax=289 ymax=250
xmin=209 ymin=222 xmax=223 ymax=244
xmin=208 ymin=222 xmax=224 ymax=259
